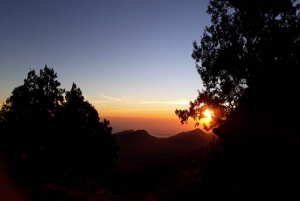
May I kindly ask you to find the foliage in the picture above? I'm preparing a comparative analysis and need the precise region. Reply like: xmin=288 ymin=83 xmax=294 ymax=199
xmin=59 ymin=83 xmax=119 ymax=183
xmin=0 ymin=67 xmax=65 ymax=176
xmin=175 ymin=1 xmax=300 ymax=198
xmin=176 ymin=0 xmax=300 ymax=130
xmin=0 ymin=65 xmax=119 ymax=190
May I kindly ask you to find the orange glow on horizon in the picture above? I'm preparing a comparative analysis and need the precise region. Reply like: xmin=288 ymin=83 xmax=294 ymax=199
xmin=94 ymin=107 xmax=215 ymax=135
xmin=95 ymin=106 xmax=177 ymax=119
xmin=102 ymin=115 xmax=199 ymax=135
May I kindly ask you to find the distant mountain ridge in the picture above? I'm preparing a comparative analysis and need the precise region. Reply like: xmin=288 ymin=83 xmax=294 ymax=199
xmin=113 ymin=129 xmax=134 ymax=136
xmin=114 ymin=128 xmax=217 ymax=175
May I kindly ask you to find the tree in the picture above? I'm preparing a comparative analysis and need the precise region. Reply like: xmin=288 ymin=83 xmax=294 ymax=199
xmin=176 ymin=0 xmax=300 ymax=130
xmin=56 ymin=83 xmax=119 ymax=186
xmin=0 ymin=66 xmax=119 ymax=190
xmin=175 ymin=1 xmax=300 ymax=196
xmin=0 ymin=66 xmax=65 ymax=188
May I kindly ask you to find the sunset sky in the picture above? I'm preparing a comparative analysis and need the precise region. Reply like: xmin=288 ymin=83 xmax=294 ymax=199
xmin=0 ymin=0 xmax=211 ymax=135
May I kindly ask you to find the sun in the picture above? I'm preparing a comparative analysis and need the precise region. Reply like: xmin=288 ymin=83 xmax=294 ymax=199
xmin=203 ymin=109 xmax=213 ymax=121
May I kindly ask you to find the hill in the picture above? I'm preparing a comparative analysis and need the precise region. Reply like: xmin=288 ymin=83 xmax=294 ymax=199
xmin=113 ymin=129 xmax=134 ymax=136
xmin=114 ymin=128 xmax=217 ymax=175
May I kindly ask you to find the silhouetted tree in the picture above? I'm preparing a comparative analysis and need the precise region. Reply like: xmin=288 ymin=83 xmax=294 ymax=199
xmin=56 ymin=83 xmax=119 ymax=189
xmin=0 ymin=66 xmax=65 ymax=187
xmin=0 ymin=66 xmax=119 ymax=193
xmin=176 ymin=0 xmax=300 ymax=130
xmin=175 ymin=1 xmax=300 ymax=197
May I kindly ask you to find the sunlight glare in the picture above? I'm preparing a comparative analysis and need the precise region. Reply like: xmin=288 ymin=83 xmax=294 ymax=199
xmin=203 ymin=110 xmax=212 ymax=121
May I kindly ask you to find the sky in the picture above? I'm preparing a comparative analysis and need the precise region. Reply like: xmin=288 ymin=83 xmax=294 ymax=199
xmin=0 ymin=0 xmax=212 ymax=135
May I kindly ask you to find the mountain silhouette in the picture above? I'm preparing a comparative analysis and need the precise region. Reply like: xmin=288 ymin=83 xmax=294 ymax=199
xmin=113 ymin=129 xmax=135 ymax=136
xmin=166 ymin=128 xmax=214 ymax=149
xmin=114 ymin=128 xmax=216 ymax=175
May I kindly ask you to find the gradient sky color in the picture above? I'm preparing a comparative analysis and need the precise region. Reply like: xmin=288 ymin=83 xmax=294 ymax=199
xmin=0 ymin=0 xmax=211 ymax=135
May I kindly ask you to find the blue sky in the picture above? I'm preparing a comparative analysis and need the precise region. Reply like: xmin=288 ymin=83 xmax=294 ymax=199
xmin=0 ymin=0 xmax=211 ymax=134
